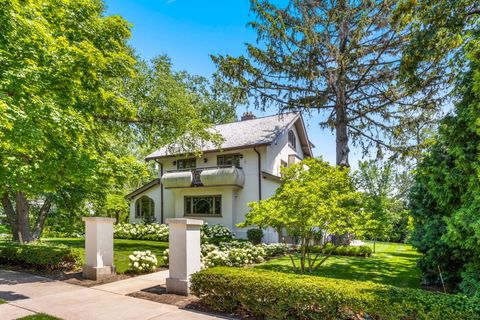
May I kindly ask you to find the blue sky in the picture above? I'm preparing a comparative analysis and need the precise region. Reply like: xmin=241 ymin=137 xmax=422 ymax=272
xmin=104 ymin=0 xmax=365 ymax=168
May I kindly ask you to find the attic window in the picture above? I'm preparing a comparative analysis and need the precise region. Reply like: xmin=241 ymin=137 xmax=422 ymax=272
xmin=288 ymin=130 xmax=297 ymax=150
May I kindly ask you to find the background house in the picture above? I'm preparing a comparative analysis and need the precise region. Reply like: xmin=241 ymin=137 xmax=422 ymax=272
xmin=126 ymin=112 xmax=313 ymax=243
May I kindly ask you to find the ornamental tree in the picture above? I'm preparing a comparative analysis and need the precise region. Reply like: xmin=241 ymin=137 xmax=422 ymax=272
xmin=240 ymin=158 xmax=361 ymax=273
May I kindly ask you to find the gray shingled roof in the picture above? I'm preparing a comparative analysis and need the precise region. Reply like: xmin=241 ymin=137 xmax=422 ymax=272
xmin=146 ymin=112 xmax=311 ymax=160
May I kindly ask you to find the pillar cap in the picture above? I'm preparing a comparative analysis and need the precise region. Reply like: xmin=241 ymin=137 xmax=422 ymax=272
xmin=166 ymin=218 xmax=203 ymax=226
xmin=82 ymin=217 xmax=116 ymax=223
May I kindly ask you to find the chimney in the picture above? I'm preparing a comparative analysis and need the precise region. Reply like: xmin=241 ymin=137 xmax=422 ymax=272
xmin=241 ymin=111 xmax=256 ymax=121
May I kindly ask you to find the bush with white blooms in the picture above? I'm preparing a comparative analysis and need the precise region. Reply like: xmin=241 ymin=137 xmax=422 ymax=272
xmin=129 ymin=250 xmax=158 ymax=273
xmin=162 ymin=240 xmax=288 ymax=269
xmin=115 ymin=223 xmax=169 ymax=242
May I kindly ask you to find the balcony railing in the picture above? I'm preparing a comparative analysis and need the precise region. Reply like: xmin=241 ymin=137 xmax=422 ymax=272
xmin=162 ymin=165 xmax=244 ymax=188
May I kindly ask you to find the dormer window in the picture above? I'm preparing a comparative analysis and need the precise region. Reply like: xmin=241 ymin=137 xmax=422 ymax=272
xmin=288 ymin=130 xmax=297 ymax=150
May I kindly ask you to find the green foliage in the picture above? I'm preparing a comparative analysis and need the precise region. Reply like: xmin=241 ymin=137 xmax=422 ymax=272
xmin=114 ymin=223 xmax=169 ymax=242
xmin=128 ymin=250 xmax=158 ymax=274
xmin=201 ymin=224 xmax=235 ymax=245
xmin=0 ymin=225 xmax=9 ymax=234
xmin=0 ymin=0 xmax=236 ymax=242
xmin=246 ymin=228 xmax=263 ymax=245
xmin=191 ymin=267 xmax=480 ymax=320
xmin=241 ymin=158 xmax=362 ymax=273
xmin=44 ymin=238 xmax=168 ymax=273
xmin=355 ymin=160 xmax=412 ymax=243
xmin=213 ymin=0 xmax=442 ymax=166
xmin=311 ymin=243 xmax=372 ymax=258
xmin=260 ymin=242 xmax=422 ymax=288
xmin=0 ymin=241 xmax=83 ymax=271
xmin=408 ymin=4 xmax=480 ymax=296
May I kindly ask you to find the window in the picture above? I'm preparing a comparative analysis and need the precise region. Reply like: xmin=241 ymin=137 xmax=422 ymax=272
xmin=135 ymin=196 xmax=155 ymax=219
xmin=177 ymin=158 xmax=196 ymax=170
xmin=288 ymin=130 xmax=297 ymax=150
xmin=184 ymin=195 xmax=221 ymax=216
xmin=217 ymin=154 xmax=241 ymax=167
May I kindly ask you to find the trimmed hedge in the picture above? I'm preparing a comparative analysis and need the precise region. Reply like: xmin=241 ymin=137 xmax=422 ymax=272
xmin=190 ymin=267 xmax=480 ymax=320
xmin=310 ymin=243 xmax=372 ymax=257
xmin=0 ymin=242 xmax=83 ymax=272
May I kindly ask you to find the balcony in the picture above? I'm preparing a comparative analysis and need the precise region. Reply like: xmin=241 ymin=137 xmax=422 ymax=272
xmin=161 ymin=166 xmax=245 ymax=189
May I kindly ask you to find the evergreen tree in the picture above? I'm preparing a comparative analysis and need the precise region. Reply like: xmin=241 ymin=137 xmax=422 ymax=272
xmin=213 ymin=0 xmax=442 ymax=166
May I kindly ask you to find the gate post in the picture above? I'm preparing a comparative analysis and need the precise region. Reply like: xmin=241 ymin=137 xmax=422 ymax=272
xmin=166 ymin=218 xmax=203 ymax=296
xmin=82 ymin=217 xmax=116 ymax=280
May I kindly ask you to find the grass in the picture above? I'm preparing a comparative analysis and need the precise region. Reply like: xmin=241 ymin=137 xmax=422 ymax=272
xmin=44 ymin=238 xmax=168 ymax=273
xmin=257 ymin=241 xmax=422 ymax=289
xmin=17 ymin=314 xmax=62 ymax=320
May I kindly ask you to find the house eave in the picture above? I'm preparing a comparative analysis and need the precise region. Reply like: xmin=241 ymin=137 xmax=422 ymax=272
xmin=145 ymin=143 xmax=271 ymax=162
xmin=125 ymin=178 xmax=161 ymax=200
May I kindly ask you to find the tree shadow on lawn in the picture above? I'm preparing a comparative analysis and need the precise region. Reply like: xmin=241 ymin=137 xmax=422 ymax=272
xmin=257 ymin=255 xmax=421 ymax=288
xmin=112 ymin=241 xmax=168 ymax=252
xmin=45 ymin=239 xmax=168 ymax=252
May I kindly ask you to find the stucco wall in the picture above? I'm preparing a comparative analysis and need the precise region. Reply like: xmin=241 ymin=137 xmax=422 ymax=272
xmin=129 ymin=184 xmax=162 ymax=223
xmin=266 ymin=124 xmax=304 ymax=176
xmin=128 ymin=120 xmax=306 ymax=244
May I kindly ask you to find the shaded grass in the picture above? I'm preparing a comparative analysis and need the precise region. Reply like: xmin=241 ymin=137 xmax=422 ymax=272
xmin=17 ymin=314 xmax=62 ymax=320
xmin=44 ymin=238 xmax=168 ymax=274
xmin=257 ymin=241 xmax=422 ymax=289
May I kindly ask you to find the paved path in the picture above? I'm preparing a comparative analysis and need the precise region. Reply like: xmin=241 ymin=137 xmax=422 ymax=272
xmin=92 ymin=270 xmax=169 ymax=295
xmin=0 ymin=270 xmax=226 ymax=320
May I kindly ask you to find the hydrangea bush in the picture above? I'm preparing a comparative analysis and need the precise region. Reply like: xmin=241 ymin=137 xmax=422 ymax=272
xmin=114 ymin=223 xmax=169 ymax=242
xmin=129 ymin=250 xmax=158 ymax=273
xmin=201 ymin=224 xmax=235 ymax=244
xmin=163 ymin=240 xmax=288 ymax=269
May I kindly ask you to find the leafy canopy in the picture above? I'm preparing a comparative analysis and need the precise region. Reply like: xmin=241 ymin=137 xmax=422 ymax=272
xmin=240 ymin=158 xmax=362 ymax=272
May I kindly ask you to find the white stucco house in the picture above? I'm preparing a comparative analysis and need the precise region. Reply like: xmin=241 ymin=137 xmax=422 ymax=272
xmin=126 ymin=112 xmax=314 ymax=243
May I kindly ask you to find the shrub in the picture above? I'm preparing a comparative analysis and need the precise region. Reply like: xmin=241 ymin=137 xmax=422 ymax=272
xmin=191 ymin=267 xmax=480 ymax=320
xmin=0 ymin=242 xmax=83 ymax=272
xmin=260 ymin=243 xmax=288 ymax=256
xmin=246 ymin=228 xmax=263 ymax=245
xmin=114 ymin=223 xmax=168 ymax=241
xmin=310 ymin=243 xmax=372 ymax=257
xmin=128 ymin=250 xmax=158 ymax=273
xmin=201 ymin=224 xmax=235 ymax=245
xmin=162 ymin=241 xmax=288 ymax=269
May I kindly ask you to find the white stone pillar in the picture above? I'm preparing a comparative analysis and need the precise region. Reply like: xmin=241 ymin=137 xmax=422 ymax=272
xmin=166 ymin=218 xmax=203 ymax=296
xmin=82 ymin=217 xmax=116 ymax=280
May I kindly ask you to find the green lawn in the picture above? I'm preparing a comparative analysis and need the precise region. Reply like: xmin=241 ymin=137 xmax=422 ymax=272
xmin=44 ymin=238 xmax=168 ymax=273
xmin=257 ymin=241 xmax=422 ymax=289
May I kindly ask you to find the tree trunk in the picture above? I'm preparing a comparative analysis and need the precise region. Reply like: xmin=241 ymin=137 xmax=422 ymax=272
xmin=15 ymin=191 xmax=31 ymax=243
xmin=2 ymin=193 xmax=19 ymax=241
xmin=335 ymin=105 xmax=350 ymax=167
xmin=31 ymin=199 xmax=51 ymax=241
xmin=335 ymin=0 xmax=350 ymax=168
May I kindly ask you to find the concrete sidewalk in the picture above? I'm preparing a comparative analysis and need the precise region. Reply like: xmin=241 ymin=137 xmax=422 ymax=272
xmin=92 ymin=270 xmax=169 ymax=295
xmin=0 ymin=270 xmax=226 ymax=320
